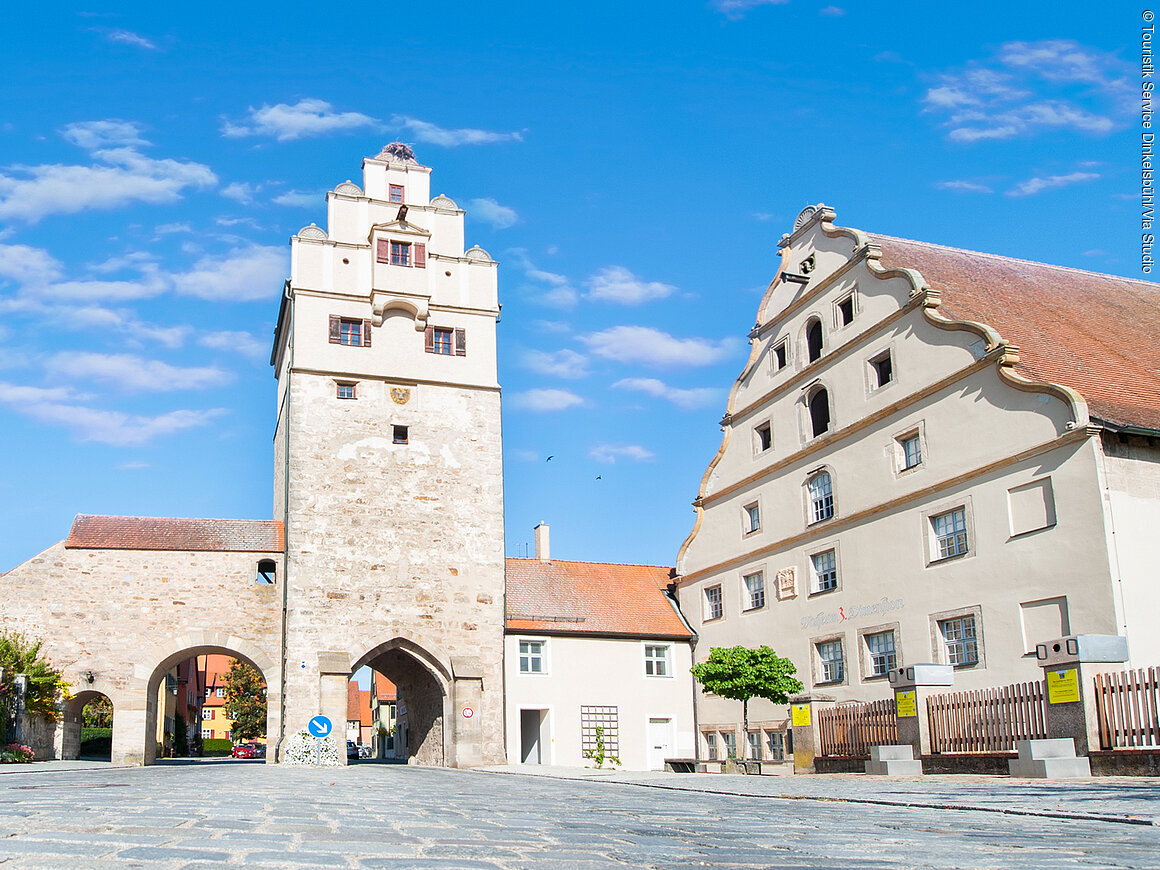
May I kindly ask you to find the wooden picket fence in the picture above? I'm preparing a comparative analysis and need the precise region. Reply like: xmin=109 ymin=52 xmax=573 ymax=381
xmin=927 ymin=680 xmax=1047 ymax=753
xmin=1094 ymin=667 xmax=1160 ymax=749
xmin=819 ymin=699 xmax=897 ymax=757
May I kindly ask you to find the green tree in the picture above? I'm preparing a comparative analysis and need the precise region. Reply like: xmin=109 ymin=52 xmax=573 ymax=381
xmin=83 ymin=696 xmax=113 ymax=728
xmin=0 ymin=632 xmax=70 ymax=730
xmin=222 ymin=660 xmax=267 ymax=742
xmin=690 ymin=646 xmax=803 ymax=757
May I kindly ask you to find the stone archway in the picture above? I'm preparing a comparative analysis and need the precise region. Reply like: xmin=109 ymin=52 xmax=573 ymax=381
xmin=351 ymin=637 xmax=451 ymax=767
xmin=127 ymin=631 xmax=282 ymax=766
xmin=58 ymin=689 xmax=115 ymax=761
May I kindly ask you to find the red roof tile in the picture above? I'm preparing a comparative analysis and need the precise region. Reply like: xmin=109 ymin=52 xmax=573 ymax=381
xmin=873 ymin=235 xmax=1160 ymax=432
xmin=505 ymin=558 xmax=692 ymax=639
xmin=65 ymin=515 xmax=284 ymax=553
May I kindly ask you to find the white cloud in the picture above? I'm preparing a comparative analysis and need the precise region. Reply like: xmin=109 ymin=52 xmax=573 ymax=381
xmin=923 ymin=41 xmax=1127 ymax=143
xmin=511 ymin=248 xmax=578 ymax=308
xmin=24 ymin=403 xmax=224 ymax=446
xmin=582 ymin=326 xmax=736 ymax=368
xmin=173 ymin=245 xmax=286 ymax=302
xmin=45 ymin=352 xmax=233 ymax=391
xmin=222 ymin=99 xmax=377 ymax=142
xmin=589 ymin=443 xmax=655 ymax=464
xmin=509 ymin=449 xmax=539 ymax=462
xmin=612 ymin=377 xmax=720 ymax=410
xmin=271 ymin=190 xmax=319 ymax=207
xmin=61 ymin=120 xmax=147 ymax=150
xmin=105 ymin=30 xmax=158 ymax=50
xmin=711 ymin=0 xmax=789 ymax=20
xmin=586 ymin=266 xmax=676 ymax=306
xmin=116 ymin=460 xmax=150 ymax=470
xmin=508 ymin=388 xmax=585 ymax=412
xmin=199 ymin=330 xmax=269 ymax=359
xmin=467 ymin=197 xmax=518 ymax=229
xmin=155 ymin=221 xmax=192 ymax=235
xmin=819 ymin=5 xmax=845 ymax=15
xmin=221 ymin=182 xmax=258 ymax=204
xmin=0 ymin=243 xmax=62 ymax=284
xmin=521 ymin=349 xmax=588 ymax=379
xmin=0 ymin=148 xmax=216 ymax=223
xmin=0 ymin=383 xmax=82 ymax=403
xmin=936 ymin=180 xmax=993 ymax=194
xmin=1006 ymin=171 xmax=1099 ymax=197
xmin=391 ymin=115 xmax=524 ymax=147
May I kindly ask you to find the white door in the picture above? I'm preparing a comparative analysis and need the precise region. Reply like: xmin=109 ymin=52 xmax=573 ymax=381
xmin=648 ymin=718 xmax=673 ymax=770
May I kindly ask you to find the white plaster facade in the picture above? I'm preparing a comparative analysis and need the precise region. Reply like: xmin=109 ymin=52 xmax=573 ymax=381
xmin=676 ymin=205 xmax=1160 ymax=755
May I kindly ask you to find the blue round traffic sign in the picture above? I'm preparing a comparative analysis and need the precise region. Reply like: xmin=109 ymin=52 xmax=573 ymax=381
xmin=307 ymin=715 xmax=332 ymax=738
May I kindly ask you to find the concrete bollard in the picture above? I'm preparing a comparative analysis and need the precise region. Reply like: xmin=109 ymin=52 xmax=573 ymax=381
xmin=788 ymin=693 xmax=834 ymax=774
xmin=1036 ymin=635 xmax=1129 ymax=757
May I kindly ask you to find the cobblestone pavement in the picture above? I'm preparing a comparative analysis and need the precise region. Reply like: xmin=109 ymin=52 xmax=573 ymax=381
xmin=0 ymin=761 xmax=1157 ymax=869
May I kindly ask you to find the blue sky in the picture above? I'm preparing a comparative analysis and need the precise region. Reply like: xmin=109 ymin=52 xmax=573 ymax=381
xmin=0 ymin=2 xmax=1141 ymax=572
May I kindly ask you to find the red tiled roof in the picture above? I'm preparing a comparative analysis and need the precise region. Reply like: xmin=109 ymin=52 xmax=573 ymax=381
xmin=374 ymin=672 xmax=397 ymax=701
xmin=65 ymin=515 xmax=285 ymax=553
xmin=873 ymin=235 xmax=1160 ymax=432
xmin=505 ymin=558 xmax=692 ymax=639
xmin=347 ymin=681 xmax=360 ymax=720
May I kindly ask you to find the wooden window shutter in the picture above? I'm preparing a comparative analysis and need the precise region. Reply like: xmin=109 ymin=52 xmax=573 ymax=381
xmin=329 ymin=315 xmax=341 ymax=344
xmin=414 ymin=243 xmax=426 ymax=268
xmin=455 ymin=328 xmax=467 ymax=357
xmin=363 ymin=320 xmax=372 ymax=347
xmin=424 ymin=325 xmax=435 ymax=353
xmin=376 ymin=239 xmax=390 ymax=263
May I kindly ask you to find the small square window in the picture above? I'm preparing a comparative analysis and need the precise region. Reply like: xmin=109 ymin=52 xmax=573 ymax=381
xmin=817 ymin=639 xmax=844 ymax=683
xmin=389 ymin=184 xmax=404 ymax=203
xmin=865 ymin=631 xmax=897 ymax=676
xmin=644 ymin=644 xmax=670 ymax=677
xmin=432 ymin=327 xmax=453 ymax=355
xmin=201 ymin=708 xmax=213 ymax=721
xmin=704 ymin=585 xmax=723 ymax=621
xmin=811 ymin=549 xmax=838 ymax=593
xmin=743 ymin=571 xmax=765 ymax=610
xmin=837 ymin=295 xmax=855 ymax=327
xmin=901 ymin=434 xmax=922 ymax=469
xmin=940 ymin=616 xmax=979 ymax=666
xmin=392 ymin=425 xmax=409 ymax=445
xmin=216 ymin=687 xmax=225 ymax=698
xmin=754 ymin=422 xmax=772 ymax=453
xmin=870 ymin=350 xmax=894 ymax=389
xmin=773 ymin=341 xmax=788 ymax=371
xmin=201 ymin=728 xmax=212 ymax=739
xmin=340 ymin=318 xmax=364 ymax=346
xmin=744 ymin=503 xmax=760 ymax=534
xmin=337 ymin=383 xmax=356 ymax=400
xmin=390 ymin=241 xmax=411 ymax=266
xmin=932 ymin=508 xmax=969 ymax=560
xmin=519 ymin=639 xmax=545 ymax=674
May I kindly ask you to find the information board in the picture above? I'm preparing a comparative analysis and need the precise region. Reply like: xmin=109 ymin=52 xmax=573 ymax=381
xmin=1047 ymin=668 xmax=1080 ymax=704
xmin=791 ymin=703 xmax=811 ymax=727
xmin=895 ymin=689 xmax=917 ymax=718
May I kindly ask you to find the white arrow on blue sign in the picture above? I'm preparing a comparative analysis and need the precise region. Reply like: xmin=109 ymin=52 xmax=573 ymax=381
xmin=307 ymin=715 xmax=332 ymax=738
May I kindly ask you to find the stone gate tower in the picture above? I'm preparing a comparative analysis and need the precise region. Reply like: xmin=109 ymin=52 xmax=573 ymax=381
xmin=270 ymin=143 xmax=506 ymax=766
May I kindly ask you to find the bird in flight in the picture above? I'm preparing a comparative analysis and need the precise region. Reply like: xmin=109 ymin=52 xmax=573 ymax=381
xmin=546 ymin=455 xmax=554 ymax=462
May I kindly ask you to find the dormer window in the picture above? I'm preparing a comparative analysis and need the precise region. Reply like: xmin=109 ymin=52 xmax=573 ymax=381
xmin=389 ymin=184 xmax=404 ymax=203
xmin=391 ymin=241 xmax=411 ymax=267
xmin=376 ymin=239 xmax=426 ymax=268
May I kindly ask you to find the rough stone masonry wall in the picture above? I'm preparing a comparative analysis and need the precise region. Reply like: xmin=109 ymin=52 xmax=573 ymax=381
xmin=0 ymin=543 xmax=283 ymax=761
xmin=280 ymin=373 xmax=506 ymax=764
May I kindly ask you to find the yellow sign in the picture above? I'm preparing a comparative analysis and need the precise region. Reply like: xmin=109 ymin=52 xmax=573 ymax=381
xmin=791 ymin=703 xmax=811 ymax=727
xmin=1047 ymin=667 xmax=1080 ymax=704
xmin=895 ymin=689 xmax=917 ymax=718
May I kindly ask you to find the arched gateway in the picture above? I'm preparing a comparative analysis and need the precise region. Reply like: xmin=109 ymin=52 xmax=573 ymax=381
xmin=0 ymin=144 xmax=506 ymax=767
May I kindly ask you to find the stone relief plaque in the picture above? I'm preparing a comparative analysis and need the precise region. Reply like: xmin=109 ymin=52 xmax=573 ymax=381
xmin=776 ymin=566 xmax=797 ymax=600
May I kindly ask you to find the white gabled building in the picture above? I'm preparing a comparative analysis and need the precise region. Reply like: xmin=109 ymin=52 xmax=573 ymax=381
xmin=676 ymin=205 xmax=1160 ymax=760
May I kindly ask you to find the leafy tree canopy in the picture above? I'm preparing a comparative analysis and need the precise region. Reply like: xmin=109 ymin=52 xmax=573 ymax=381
xmin=0 ymin=632 xmax=70 ymax=722
xmin=690 ymin=645 xmax=802 ymax=705
xmin=223 ymin=660 xmax=267 ymax=742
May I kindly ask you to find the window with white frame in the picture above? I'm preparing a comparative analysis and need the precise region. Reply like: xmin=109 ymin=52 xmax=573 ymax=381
xmin=744 ymin=502 xmax=761 ymax=534
xmin=836 ymin=294 xmax=855 ymax=328
xmin=900 ymin=433 xmax=922 ymax=470
xmin=202 ymin=708 xmax=213 ymax=721
xmin=201 ymin=728 xmax=212 ymax=739
xmin=765 ymin=730 xmax=785 ymax=761
xmin=721 ymin=731 xmax=737 ymax=759
xmin=704 ymin=585 xmax=723 ymax=621
xmin=518 ymin=639 xmax=546 ymax=674
xmin=811 ymin=549 xmax=838 ymax=592
xmin=337 ymin=382 xmax=356 ymax=400
xmin=869 ymin=350 xmax=894 ymax=389
xmin=816 ymin=639 xmax=844 ymax=683
xmin=754 ymin=421 xmax=772 ymax=453
xmin=215 ymin=687 xmax=225 ymax=698
xmin=865 ymin=630 xmax=897 ymax=677
xmin=389 ymin=183 xmax=404 ymax=203
xmin=644 ymin=644 xmax=670 ymax=677
xmin=807 ymin=471 xmax=834 ymax=523
xmin=932 ymin=507 xmax=969 ymax=560
xmin=940 ymin=616 xmax=979 ymax=666
xmin=746 ymin=731 xmax=762 ymax=760
xmin=705 ymin=732 xmax=718 ymax=760
xmin=743 ymin=571 xmax=765 ymax=611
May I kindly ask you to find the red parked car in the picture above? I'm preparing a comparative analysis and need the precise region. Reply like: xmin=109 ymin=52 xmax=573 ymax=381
xmin=231 ymin=743 xmax=258 ymax=759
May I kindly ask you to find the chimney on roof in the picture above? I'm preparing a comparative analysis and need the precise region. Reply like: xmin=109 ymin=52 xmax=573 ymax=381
xmin=534 ymin=523 xmax=550 ymax=563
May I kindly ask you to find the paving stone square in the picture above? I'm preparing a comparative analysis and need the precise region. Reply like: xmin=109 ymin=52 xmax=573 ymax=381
xmin=0 ymin=761 xmax=1156 ymax=868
